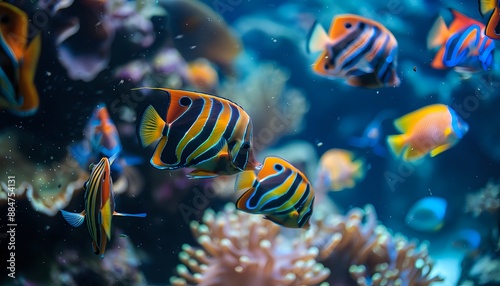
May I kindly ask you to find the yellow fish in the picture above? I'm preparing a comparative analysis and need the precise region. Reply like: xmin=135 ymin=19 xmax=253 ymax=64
xmin=386 ymin=104 xmax=469 ymax=161
xmin=318 ymin=149 xmax=365 ymax=192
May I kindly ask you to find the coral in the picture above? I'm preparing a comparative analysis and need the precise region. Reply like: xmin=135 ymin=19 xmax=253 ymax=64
xmin=0 ymin=130 xmax=88 ymax=216
xmin=170 ymin=204 xmax=330 ymax=286
xmin=218 ymin=62 xmax=309 ymax=152
xmin=465 ymin=180 xmax=500 ymax=217
xmin=313 ymin=205 xmax=444 ymax=286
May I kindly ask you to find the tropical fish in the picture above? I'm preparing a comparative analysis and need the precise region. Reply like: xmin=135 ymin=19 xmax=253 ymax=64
xmin=451 ymin=228 xmax=481 ymax=250
xmin=405 ymin=197 xmax=447 ymax=232
xmin=478 ymin=0 xmax=500 ymax=39
xmin=187 ymin=58 xmax=219 ymax=92
xmin=70 ymin=104 xmax=125 ymax=175
xmin=60 ymin=156 xmax=146 ymax=258
xmin=235 ymin=156 xmax=315 ymax=229
xmin=386 ymin=104 xmax=469 ymax=162
xmin=427 ymin=9 xmax=495 ymax=78
xmin=136 ymin=88 xmax=260 ymax=178
xmin=318 ymin=149 xmax=365 ymax=192
xmin=306 ymin=14 xmax=400 ymax=88
xmin=0 ymin=2 xmax=41 ymax=115
xmin=348 ymin=110 xmax=396 ymax=156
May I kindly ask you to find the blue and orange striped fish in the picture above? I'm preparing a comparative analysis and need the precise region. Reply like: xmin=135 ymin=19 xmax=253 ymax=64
xmin=428 ymin=9 xmax=495 ymax=78
xmin=306 ymin=14 xmax=400 ymax=88
xmin=136 ymin=88 xmax=260 ymax=178
xmin=235 ymin=156 xmax=315 ymax=229
xmin=60 ymin=156 xmax=146 ymax=258
xmin=0 ymin=2 xmax=41 ymax=115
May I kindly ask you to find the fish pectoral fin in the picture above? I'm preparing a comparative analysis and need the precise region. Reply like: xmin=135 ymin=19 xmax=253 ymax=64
xmin=306 ymin=21 xmax=330 ymax=53
xmin=186 ymin=169 xmax=219 ymax=179
xmin=60 ymin=210 xmax=86 ymax=227
xmin=479 ymin=0 xmax=496 ymax=17
xmin=137 ymin=104 xmax=166 ymax=148
xmin=430 ymin=143 xmax=452 ymax=157
xmin=235 ymin=187 xmax=256 ymax=212
xmin=235 ymin=170 xmax=257 ymax=192
xmin=113 ymin=211 xmax=147 ymax=218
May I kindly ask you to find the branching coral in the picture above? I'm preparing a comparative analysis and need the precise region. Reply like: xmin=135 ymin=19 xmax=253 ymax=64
xmin=313 ymin=205 xmax=444 ymax=286
xmin=170 ymin=204 xmax=330 ymax=286
xmin=219 ymin=62 xmax=309 ymax=152
xmin=465 ymin=180 xmax=500 ymax=217
xmin=0 ymin=131 xmax=88 ymax=216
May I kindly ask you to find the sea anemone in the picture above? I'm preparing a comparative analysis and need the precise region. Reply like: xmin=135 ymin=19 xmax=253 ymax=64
xmin=0 ymin=130 xmax=88 ymax=216
xmin=314 ymin=205 xmax=445 ymax=286
xmin=170 ymin=203 xmax=330 ymax=286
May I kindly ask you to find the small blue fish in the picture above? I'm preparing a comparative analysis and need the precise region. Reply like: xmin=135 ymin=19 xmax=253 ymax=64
xmin=348 ymin=110 xmax=396 ymax=156
xmin=235 ymin=156 xmax=315 ymax=229
xmin=405 ymin=197 xmax=447 ymax=232
xmin=60 ymin=156 xmax=146 ymax=258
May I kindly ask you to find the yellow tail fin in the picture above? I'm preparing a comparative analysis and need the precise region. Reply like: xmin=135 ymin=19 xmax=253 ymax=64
xmin=479 ymin=0 xmax=497 ymax=16
xmin=235 ymin=170 xmax=257 ymax=192
xmin=137 ymin=105 xmax=166 ymax=147
xmin=387 ymin=135 xmax=407 ymax=158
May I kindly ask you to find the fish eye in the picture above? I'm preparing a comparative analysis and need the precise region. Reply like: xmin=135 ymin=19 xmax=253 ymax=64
xmin=0 ymin=15 xmax=9 ymax=24
xmin=179 ymin=97 xmax=191 ymax=106
xmin=344 ymin=22 xmax=352 ymax=29
xmin=242 ymin=142 xmax=250 ymax=150
xmin=274 ymin=164 xmax=283 ymax=171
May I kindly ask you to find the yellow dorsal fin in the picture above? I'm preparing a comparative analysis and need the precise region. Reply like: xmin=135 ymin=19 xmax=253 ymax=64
xmin=394 ymin=104 xmax=447 ymax=133
xmin=479 ymin=0 xmax=497 ymax=16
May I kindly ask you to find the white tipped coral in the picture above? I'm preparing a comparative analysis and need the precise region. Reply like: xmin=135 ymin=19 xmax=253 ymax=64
xmin=465 ymin=179 xmax=500 ymax=217
xmin=170 ymin=204 xmax=330 ymax=286
xmin=314 ymin=205 xmax=444 ymax=286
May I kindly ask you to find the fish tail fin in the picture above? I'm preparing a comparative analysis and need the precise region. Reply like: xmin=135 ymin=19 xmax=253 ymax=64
xmin=137 ymin=104 xmax=166 ymax=147
xmin=235 ymin=170 xmax=257 ymax=192
xmin=60 ymin=210 xmax=86 ymax=227
xmin=427 ymin=15 xmax=449 ymax=49
xmin=113 ymin=211 xmax=147 ymax=218
xmin=306 ymin=20 xmax=330 ymax=53
xmin=386 ymin=135 xmax=408 ymax=158
xmin=16 ymin=33 xmax=41 ymax=115
xmin=479 ymin=0 xmax=497 ymax=16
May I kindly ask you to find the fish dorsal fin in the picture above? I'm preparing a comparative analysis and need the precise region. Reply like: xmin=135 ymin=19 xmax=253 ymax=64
xmin=306 ymin=21 xmax=330 ymax=53
xmin=235 ymin=170 xmax=257 ymax=192
xmin=60 ymin=210 xmax=86 ymax=227
xmin=394 ymin=104 xmax=447 ymax=133
xmin=450 ymin=9 xmax=482 ymax=30
xmin=430 ymin=143 xmax=453 ymax=157
xmin=479 ymin=0 xmax=497 ymax=16
xmin=427 ymin=15 xmax=449 ymax=49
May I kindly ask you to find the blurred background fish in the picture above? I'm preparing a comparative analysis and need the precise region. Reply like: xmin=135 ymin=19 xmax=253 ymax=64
xmin=406 ymin=196 xmax=447 ymax=232
xmin=136 ymin=88 xmax=260 ymax=178
xmin=235 ymin=156 xmax=314 ymax=228
xmin=347 ymin=109 xmax=396 ymax=156
xmin=317 ymin=148 xmax=365 ymax=192
xmin=427 ymin=9 xmax=495 ymax=79
xmin=60 ymin=156 xmax=146 ymax=258
xmin=0 ymin=2 xmax=41 ymax=115
xmin=306 ymin=14 xmax=399 ymax=88
xmin=386 ymin=104 xmax=469 ymax=161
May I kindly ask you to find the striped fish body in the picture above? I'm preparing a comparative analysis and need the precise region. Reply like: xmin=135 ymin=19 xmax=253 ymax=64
xmin=60 ymin=156 xmax=147 ymax=258
xmin=0 ymin=2 xmax=41 ymax=115
xmin=84 ymin=157 xmax=115 ymax=258
xmin=307 ymin=14 xmax=400 ymax=88
xmin=428 ymin=9 xmax=495 ymax=75
xmin=235 ymin=156 xmax=315 ymax=229
xmin=137 ymin=88 xmax=260 ymax=178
